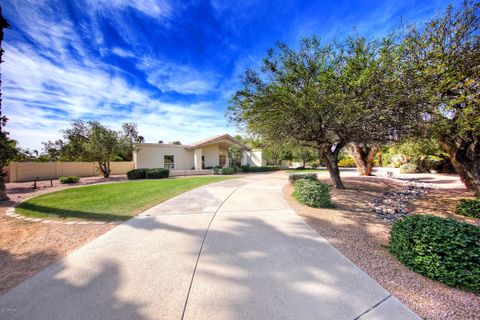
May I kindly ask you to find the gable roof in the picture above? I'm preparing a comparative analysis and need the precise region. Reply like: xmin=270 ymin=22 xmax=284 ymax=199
xmin=186 ymin=134 xmax=249 ymax=150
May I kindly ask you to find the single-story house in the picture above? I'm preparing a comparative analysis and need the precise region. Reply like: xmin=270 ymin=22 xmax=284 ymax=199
xmin=133 ymin=134 xmax=265 ymax=172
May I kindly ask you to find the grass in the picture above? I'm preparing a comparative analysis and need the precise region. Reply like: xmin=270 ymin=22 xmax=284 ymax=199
xmin=285 ymin=169 xmax=326 ymax=173
xmin=16 ymin=176 xmax=234 ymax=221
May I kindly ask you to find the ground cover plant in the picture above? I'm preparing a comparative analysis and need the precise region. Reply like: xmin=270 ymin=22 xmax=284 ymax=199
xmin=456 ymin=198 xmax=480 ymax=218
xmin=16 ymin=176 xmax=232 ymax=221
xmin=288 ymin=173 xmax=318 ymax=184
xmin=293 ymin=179 xmax=333 ymax=208
xmin=389 ymin=214 xmax=480 ymax=292
xmin=59 ymin=176 xmax=80 ymax=184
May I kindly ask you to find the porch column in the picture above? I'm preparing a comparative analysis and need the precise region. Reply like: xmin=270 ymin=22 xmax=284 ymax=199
xmin=194 ymin=148 xmax=203 ymax=170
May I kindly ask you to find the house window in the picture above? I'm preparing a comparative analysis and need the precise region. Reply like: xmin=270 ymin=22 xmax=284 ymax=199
xmin=202 ymin=156 xmax=205 ymax=169
xmin=164 ymin=155 xmax=174 ymax=169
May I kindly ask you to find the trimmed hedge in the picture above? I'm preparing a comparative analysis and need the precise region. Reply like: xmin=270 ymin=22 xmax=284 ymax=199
xmin=399 ymin=163 xmax=417 ymax=174
xmin=221 ymin=167 xmax=235 ymax=175
xmin=389 ymin=215 xmax=480 ymax=292
xmin=456 ymin=198 xmax=480 ymax=218
xmin=293 ymin=179 xmax=333 ymax=208
xmin=59 ymin=176 xmax=79 ymax=184
xmin=212 ymin=166 xmax=221 ymax=174
xmin=127 ymin=168 xmax=148 ymax=180
xmin=288 ymin=173 xmax=317 ymax=184
xmin=241 ymin=165 xmax=280 ymax=172
xmin=145 ymin=168 xmax=169 ymax=179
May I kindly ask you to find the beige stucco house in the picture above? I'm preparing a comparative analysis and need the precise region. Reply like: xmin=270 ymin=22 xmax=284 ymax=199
xmin=133 ymin=134 xmax=264 ymax=172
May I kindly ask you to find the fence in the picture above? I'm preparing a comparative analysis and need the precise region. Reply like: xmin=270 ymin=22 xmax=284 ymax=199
xmin=5 ymin=161 xmax=134 ymax=183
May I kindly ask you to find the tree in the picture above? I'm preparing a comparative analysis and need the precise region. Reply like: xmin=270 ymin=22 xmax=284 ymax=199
xmin=348 ymin=143 xmax=380 ymax=176
xmin=227 ymin=144 xmax=244 ymax=168
xmin=229 ymin=36 xmax=417 ymax=188
xmin=0 ymin=8 xmax=10 ymax=201
xmin=403 ymin=1 xmax=480 ymax=193
xmin=158 ymin=140 xmax=164 ymax=144
xmin=292 ymin=145 xmax=318 ymax=167
xmin=44 ymin=120 xmax=140 ymax=177
xmin=169 ymin=141 xmax=182 ymax=145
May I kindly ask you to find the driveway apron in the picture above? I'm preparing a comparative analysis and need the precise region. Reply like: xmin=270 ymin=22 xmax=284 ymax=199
xmin=0 ymin=174 xmax=419 ymax=320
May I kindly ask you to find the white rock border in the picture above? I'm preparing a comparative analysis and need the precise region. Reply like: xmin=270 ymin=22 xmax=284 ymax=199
xmin=4 ymin=203 xmax=121 ymax=225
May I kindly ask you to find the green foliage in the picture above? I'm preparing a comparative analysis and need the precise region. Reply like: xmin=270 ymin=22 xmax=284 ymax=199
xmin=145 ymin=168 xmax=169 ymax=179
xmin=293 ymin=179 xmax=333 ymax=208
xmin=227 ymin=144 xmax=244 ymax=168
xmin=337 ymin=157 xmax=356 ymax=167
xmin=241 ymin=165 xmax=279 ymax=172
xmin=127 ymin=168 xmax=148 ymax=180
xmin=221 ymin=167 xmax=235 ymax=175
xmin=212 ymin=166 xmax=221 ymax=174
xmin=389 ymin=215 xmax=480 ymax=292
xmin=169 ymin=141 xmax=182 ymax=145
xmin=399 ymin=163 xmax=418 ymax=174
xmin=456 ymin=199 xmax=480 ymax=218
xmin=59 ymin=176 xmax=80 ymax=184
xmin=288 ymin=173 xmax=318 ymax=184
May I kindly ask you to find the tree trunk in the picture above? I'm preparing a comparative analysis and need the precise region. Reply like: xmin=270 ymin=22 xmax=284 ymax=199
xmin=348 ymin=143 xmax=380 ymax=176
xmin=441 ymin=137 xmax=480 ymax=195
xmin=0 ymin=174 xmax=8 ymax=201
xmin=98 ymin=161 xmax=111 ymax=178
xmin=319 ymin=144 xmax=345 ymax=189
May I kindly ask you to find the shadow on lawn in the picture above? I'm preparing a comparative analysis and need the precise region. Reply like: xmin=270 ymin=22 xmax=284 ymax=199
xmin=16 ymin=203 xmax=129 ymax=222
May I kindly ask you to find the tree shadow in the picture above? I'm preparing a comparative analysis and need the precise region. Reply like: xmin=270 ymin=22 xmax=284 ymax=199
xmin=0 ymin=255 xmax=147 ymax=320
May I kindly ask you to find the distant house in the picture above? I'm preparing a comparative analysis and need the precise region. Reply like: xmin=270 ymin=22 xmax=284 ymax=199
xmin=133 ymin=134 xmax=264 ymax=171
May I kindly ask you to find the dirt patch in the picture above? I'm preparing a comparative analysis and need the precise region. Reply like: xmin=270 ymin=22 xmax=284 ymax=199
xmin=285 ymin=175 xmax=480 ymax=320
xmin=0 ymin=176 xmax=123 ymax=294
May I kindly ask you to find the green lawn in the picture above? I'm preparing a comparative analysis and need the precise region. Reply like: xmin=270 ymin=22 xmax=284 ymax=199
xmin=285 ymin=169 xmax=326 ymax=173
xmin=16 ymin=176 xmax=233 ymax=221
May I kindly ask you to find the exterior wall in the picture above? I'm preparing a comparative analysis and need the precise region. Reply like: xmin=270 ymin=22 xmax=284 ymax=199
xmin=202 ymin=144 xmax=220 ymax=168
xmin=6 ymin=161 xmax=134 ymax=183
xmin=135 ymin=144 xmax=194 ymax=170
xmin=243 ymin=149 xmax=265 ymax=167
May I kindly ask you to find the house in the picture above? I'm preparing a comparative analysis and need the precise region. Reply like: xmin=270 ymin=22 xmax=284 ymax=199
xmin=133 ymin=134 xmax=264 ymax=173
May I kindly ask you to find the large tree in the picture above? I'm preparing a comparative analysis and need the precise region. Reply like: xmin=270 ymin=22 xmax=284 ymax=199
xmin=229 ymin=36 xmax=417 ymax=188
xmin=44 ymin=120 xmax=140 ymax=177
xmin=403 ymin=0 xmax=480 ymax=193
xmin=0 ymin=8 xmax=10 ymax=201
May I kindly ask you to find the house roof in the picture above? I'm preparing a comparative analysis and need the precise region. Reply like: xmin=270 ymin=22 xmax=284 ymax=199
xmin=186 ymin=134 xmax=249 ymax=150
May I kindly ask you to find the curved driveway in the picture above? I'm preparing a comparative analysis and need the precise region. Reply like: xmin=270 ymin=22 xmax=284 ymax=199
xmin=0 ymin=173 xmax=418 ymax=320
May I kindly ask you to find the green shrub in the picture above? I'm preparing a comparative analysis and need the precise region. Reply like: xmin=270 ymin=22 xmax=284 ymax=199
xmin=293 ymin=179 xmax=333 ymax=208
xmin=241 ymin=166 xmax=280 ymax=172
xmin=59 ymin=176 xmax=80 ymax=184
xmin=212 ymin=166 xmax=221 ymax=174
xmin=221 ymin=167 xmax=235 ymax=175
xmin=145 ymin=168 xmax=169 ymax=179
xmin=337 ymin=157 xmax=356 ymax=167
xmin=399 ymin=163 xmax=418 ymax=174
xmin=456 ymin=199 xmax=480 ymax=218
xmin=127 ymin=168 xmax=148 ymax=180
xmin=288 ymin=173 xmax=317 ymax=184
xmin=389 ymin=215 xmax=480 ymax=292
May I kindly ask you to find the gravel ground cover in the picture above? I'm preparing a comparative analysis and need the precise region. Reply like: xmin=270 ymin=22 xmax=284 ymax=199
xmin=285 ymin=174 xmax=480 ymax=320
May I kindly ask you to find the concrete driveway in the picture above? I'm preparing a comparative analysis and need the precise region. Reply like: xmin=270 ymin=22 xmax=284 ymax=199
xmin=0 ymin=173 xmax=419 ymax=320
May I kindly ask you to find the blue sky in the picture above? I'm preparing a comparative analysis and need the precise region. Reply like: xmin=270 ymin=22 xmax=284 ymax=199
xmin=2 ymin=0 xmax=458 ymax=150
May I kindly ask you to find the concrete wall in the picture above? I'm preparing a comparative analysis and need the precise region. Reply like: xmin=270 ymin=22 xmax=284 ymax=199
xmin=6 ymin=161 xmax=134 ymax=182
xmin=202 ymin=144 xmax=220 ymax=168
xmin=135 ymin=144 xmax=194 ymax=170
xmin=243 ymin=149 xmax=265 ymax=167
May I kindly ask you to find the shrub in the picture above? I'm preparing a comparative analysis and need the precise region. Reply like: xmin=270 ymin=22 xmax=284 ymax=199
xmin=399 ymin=163 xmax=418 ymax=174
xmin=221 ymin=167 xmax=235 ymax=175
xmin=293 ymin=179 xmax=333 ymax=208
xmin=389 ymin=215 xmax=480 ymax=292
xmin=127 ymin=168 xmax=148 ymax=180
xmin=59 ymin=176 xmax=79 ymax=184
xmin=456 ymin=198 xmax=480 ymax=218
xmin=212 ymin=166 xmax=221 ymax=174
xmin=337 ymin=157 xmax=356 ymax=167
xmin=288 ymin=173 xmax=317 ymax=184
xmin=241 ymin=165 xmax=280 ymax=172
xmin=145 ymin=168 xmax=169 ymax=179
